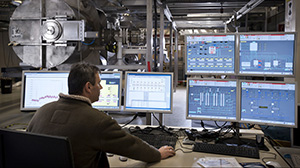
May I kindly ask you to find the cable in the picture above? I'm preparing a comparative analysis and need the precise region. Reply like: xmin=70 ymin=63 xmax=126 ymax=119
xmin=177 ymin=137 xmax=193 ymax=151
xmin=261 ymin=151 xmax=277 ymax=164
xmin=214 ymin=121 xmax=227 ymax=128
xmin=152 ymin=112 xmax=163 ymax=127
xmin=175 ymin=148 xmax=193 ymax=153
xmin=121 ymin=113 xmax=139 ymax=128
xmin=81 ymin=39 xmax=95 ymax=46
xmin=200 ymin=120 xmax=207 ymax=131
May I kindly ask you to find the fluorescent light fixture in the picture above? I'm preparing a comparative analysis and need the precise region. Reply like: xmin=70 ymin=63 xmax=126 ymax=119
xmin=187 ymin=13 xmax=231 ymax=17
xmin=175 ymin=21 xmax=224 ymax=28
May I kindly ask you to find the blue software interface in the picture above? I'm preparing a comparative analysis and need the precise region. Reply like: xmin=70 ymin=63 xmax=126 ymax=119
xmin=22 ymin=71 xmax=69 ymax=110
xmin=125 ymin=73 xmax=172 ymax=112
xmin=92 ymin=72 xmax=121 ymax=110
xmin=187 ymin=80 xmax=237 ymax=120
xmin=241 ymin=82 xmax=296 ymax=126
xmin=186 ymin=35 xmax=235 ymax=74
xmin=239 ymin=34 xmax=295 ymax=75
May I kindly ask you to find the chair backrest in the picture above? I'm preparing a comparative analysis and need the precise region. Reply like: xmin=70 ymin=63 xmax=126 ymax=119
xmin=0 ymin=129 xmax=74 ymax=168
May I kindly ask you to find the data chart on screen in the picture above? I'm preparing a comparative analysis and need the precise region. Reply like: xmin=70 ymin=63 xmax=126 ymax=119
xmin=241 ymin=81 xmax=296 ymax=127
xmin=21 ymin=71 xmax=69 ymax=110
xmin=186 ymin=34 xmax=235 ymax=74
xmin=239 ymin=33 xmax=295 ymax=75
xmin=187 ymin=79 xmax=237 ymax=121
xmin=92 ymin=72 xmax=121 ymax=110
xmin=124 ymin=72 xmax=173 ymax=113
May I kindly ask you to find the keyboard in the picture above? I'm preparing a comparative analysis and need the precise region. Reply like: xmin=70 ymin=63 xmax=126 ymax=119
xmin=193 ymin=142 xmax=260 ymax=159
xmin=132 ymin=133 xmax=177 ymax=149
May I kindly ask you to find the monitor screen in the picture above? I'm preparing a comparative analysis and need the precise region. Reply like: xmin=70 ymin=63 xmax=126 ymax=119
xmin=21 ymin=71 xmax=69 ymax=111
xmin=124 ymin=72 xmax=173 ymax=113
xmin=92 ymin=71 xmax=122 ymax=111
xmin=239 ymin=33 xmax=295 ymax=76
xmin=185 ymin=34 xmax=236 ymax=75
xmin=186 ymin=79 xmax=237 ymax=122
xmin=240 ymin=81 xmax=297 ymax=127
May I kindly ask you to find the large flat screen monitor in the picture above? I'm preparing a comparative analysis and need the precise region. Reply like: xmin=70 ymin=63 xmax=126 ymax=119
xmin=21 ymin=71 xmax=69 ymax=111
xmin=185 ymin=34 xmax=236 ymax=75
xmin=240 ymin=81 xmax=297 ymax=127
xmin=238 ymin=33 xmax=295 ymax=76
xmin=124 ymin=72 xmax=173 ymax=113
xmin=92 ymin=71 xmax=122 ymax=111
xmin=186 ymin=79 xmax=238 ymax=122
xmin=21 ymin=70 xmax=122 ymax=111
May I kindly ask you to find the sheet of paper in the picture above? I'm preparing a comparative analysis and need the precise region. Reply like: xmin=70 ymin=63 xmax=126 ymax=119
xmin=197 ymin=157 xmax=242 ymax=168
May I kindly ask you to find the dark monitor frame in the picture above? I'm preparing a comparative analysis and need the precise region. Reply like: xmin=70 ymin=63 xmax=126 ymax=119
xmin=237 ymin=32 xmax=296 ymax=77
xmin=291 ymin=104 xmax=300 ymax=147
xmin=186 ymin=78 xmax=239 ymax=122
xmin=124 ymin=71 xmax=173 ymax=113
xmin=92 ymin=71 xmax=122 ymax=111
xmin=238 ymin=80 xmax=298 ymax=128
xmin=20 ymin=70 xmax=69 ymax=111
xmin=185 ymin=33 xmax=237 ymax=75
xmin=0 ymin=129 xmax=74 ymax=168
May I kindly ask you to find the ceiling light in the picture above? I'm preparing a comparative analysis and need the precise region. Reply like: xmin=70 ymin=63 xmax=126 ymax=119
xmin=187 ymin=13 xmax=231 ymax=17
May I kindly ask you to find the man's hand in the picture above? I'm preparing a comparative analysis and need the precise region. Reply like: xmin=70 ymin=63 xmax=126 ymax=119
xmin=158 ymin=146 xmax=175 ymax=159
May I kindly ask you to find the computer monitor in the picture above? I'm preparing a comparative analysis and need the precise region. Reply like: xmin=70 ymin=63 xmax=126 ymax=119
xmin=92 ymin=71 xmax=122 ymax=111
xmin=185 ymin=34 xmax=236 ymax=75
xmin=124 ymin=72 xmax=173 ymax=113
xmin=186 ymin=79 xmax=238 ymax=122
xmin=0 ymin=129 xmax=74 ymax=168
xmin=240 ymin=81 xmax=297 ymax=128
xmin=20 ymin=71 xmax=69 ymax=111
xmin=238 ymin=32 xmax=296 ymax=76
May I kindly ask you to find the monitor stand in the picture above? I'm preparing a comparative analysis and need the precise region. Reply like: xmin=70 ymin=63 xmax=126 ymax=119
xmin=217 ymin=122 xmax=269 ymax=151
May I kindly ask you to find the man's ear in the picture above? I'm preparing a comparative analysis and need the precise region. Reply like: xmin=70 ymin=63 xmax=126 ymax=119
xmin=84 ymin=82 xmax=92 ymax=93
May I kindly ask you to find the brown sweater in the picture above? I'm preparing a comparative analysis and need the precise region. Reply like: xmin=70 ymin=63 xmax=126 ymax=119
xmin=27 ymin=93 xmax=161 ymax=168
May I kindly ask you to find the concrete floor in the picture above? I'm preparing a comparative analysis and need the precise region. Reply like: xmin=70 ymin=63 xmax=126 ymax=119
xmin=0 ymin=85 xmax=192 ymax=130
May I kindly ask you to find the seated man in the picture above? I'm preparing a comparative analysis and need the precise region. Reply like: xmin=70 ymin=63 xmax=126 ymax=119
xmin=27 ymin=62 xmax=175 ymax=168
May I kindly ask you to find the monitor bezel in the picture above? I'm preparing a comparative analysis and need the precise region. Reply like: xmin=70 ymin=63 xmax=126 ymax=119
xmin=123 ymin=71 xmax=173 ymax=113
xmin=186 ymin=78 xmax=239 ymax=122
xmin=92 ymin=71 xmax=122 ymax=111
xmin=237 ymin=32 xmax=296 ymax=77
xmin=184 ymin=33 xmax=237 ymax=76
xmin=238 ymin=80 xmax=298 ymax=128
xmin=20 ymin=70 xmax=69 ymax=111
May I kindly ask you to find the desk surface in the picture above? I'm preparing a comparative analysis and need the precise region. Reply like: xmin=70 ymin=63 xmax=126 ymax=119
xmin=275 ymin=146 xmax=300 ymax=167
xmin=108 ymin=126 xmax=290 ymax=168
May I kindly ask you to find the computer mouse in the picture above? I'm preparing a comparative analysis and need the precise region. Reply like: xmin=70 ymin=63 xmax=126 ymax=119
xmin=106 ymin=153 xmax=114 ymax=157
xmin=119 ymin=156 xmax=128 ymax=162
xmin=265 ymin=161 xmax=281 ymax=168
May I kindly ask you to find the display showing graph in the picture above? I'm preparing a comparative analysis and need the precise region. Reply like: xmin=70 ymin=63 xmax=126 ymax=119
xmin=22 ymin=71 xmax=69 ymax=110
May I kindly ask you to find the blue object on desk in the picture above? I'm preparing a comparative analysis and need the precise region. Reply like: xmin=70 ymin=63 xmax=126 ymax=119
xmin=283 ymin=154 xmax=291 ymax=159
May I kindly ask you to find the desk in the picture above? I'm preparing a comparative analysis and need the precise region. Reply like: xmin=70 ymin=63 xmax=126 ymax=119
xmin=108 ymin=126 xmax=290 ymax=167
xmin=274 ymin=146 xmax=300 ymax=167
